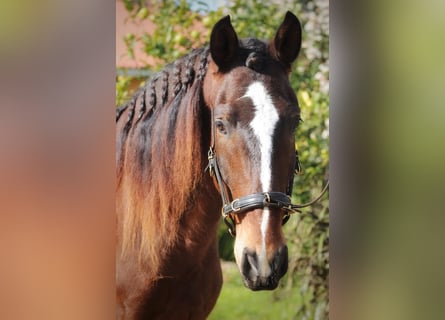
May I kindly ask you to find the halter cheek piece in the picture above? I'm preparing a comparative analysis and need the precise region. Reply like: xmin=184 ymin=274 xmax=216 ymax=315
xmin=206 ymin=110 xmax=329 ymax=237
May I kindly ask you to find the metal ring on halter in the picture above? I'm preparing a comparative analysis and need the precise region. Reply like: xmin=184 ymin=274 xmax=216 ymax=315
xmin=230 ymin=199 xmax=241 ymax=212
xmin=282 ymin=213 xmax=290 ymax=225
xmin=264 ymin=192 xmax=271 ymax=204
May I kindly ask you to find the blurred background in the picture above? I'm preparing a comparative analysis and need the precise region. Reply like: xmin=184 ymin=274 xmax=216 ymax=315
xmin=330 ymin=1 xmax=445 ymax=319
xmin=116 ymin=0 xmax=329 ymax=319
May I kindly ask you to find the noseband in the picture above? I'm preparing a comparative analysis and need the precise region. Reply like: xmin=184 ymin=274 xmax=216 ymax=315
xmin=206 ymin=110 xmax=329 ymax=237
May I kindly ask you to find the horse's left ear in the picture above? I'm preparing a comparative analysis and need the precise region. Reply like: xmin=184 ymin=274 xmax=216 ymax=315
xmin=210 ymin=15 xmax=239 ymax=71
xmin=270 ymin=11 xmax=302 ymax=69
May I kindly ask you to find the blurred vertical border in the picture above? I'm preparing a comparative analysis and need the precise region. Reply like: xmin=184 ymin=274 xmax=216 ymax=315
xmin=0 ymin=1 xmax=116 ymax=319
xmin=330 ymin=0 xmax=445 ymax=319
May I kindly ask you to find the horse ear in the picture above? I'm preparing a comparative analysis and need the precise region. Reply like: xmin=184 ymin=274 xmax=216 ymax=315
xmin=270 ymin=11 xmax=302 ymax=69
xmin=210 ymin=15 xmax=239 ymax=71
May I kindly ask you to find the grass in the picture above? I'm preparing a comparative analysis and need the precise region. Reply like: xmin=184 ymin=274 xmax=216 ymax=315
xmin=208 ymin=261 xmax=301 ymax=320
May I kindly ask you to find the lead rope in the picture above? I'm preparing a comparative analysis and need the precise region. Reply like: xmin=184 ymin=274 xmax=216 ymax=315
xmin=287 ymin=181 xmax=329 ymax=210
xmin=281 ymin=180 xmax=329 ymax=225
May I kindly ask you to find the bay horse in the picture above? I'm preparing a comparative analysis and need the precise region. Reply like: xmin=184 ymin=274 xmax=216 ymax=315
xmin=116 ymin=12 xmax=303 ymax=319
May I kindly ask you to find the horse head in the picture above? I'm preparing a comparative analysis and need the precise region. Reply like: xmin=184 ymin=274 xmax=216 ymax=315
xmin=203 ymin=12 xmax=302 ymax=290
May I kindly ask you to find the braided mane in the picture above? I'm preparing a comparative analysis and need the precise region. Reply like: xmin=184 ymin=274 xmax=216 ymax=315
xmin=116 ymin=47 xmax=210 ymax=271
xmin=116 ymin=47 xmax=209 ymax=129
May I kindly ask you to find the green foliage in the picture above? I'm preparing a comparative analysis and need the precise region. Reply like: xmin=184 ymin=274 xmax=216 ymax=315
xmin=217 ymin=222 xmax=235 ymax=261
xmin=117 ymin=0 xmax=329 ymax=318
xmin=121 ymin=0 xmax=219 ymax=70
xmin=116 ymin=75 xmax=132 ymax=107
xmin=281 ymin=1 xmax=329 ymax=318
xmin=228 ymin=0 xmax=299 ymax=39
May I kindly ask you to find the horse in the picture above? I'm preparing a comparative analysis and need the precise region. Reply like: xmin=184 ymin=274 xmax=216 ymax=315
xmin=116 ymin=11 xmax=303 ymax=319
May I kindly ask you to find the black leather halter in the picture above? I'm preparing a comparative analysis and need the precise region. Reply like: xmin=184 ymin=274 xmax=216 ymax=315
xmin=205 ymin=109 xmax=329 ymax=237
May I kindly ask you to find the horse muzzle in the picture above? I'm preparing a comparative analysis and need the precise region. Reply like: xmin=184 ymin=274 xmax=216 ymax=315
xmin=240 ymin=245 xmax=288 ymax=291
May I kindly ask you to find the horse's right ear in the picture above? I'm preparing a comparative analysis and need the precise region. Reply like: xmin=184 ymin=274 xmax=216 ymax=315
xmin=210 ymin=16 xmax=239 ymax=71
xmin=270 ymin=11 xmax=302 ymax=70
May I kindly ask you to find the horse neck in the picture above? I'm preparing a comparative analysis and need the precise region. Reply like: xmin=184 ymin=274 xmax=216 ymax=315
xmin=116 ymin=158 xmax=222 ymax=276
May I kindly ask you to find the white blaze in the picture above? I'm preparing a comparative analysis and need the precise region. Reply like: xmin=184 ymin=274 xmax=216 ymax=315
xmin=244 ymin=81 xmax=279 ymax=277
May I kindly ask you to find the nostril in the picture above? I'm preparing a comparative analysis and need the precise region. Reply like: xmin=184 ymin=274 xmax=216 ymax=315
xmin=242 ymin=249 xmax=259 ymax=278
xmin=246 ymin=253 xmax=258 ymax=275
xmin=273 ymin=245 xmax=288 ymax=277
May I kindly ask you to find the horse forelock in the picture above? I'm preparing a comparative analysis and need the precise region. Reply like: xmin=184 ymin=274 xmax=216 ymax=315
xmin=116 ymin=48 xmax=210 ymax=270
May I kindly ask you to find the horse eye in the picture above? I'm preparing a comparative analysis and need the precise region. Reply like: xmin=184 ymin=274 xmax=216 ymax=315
xmin=215 ymin=120 xmax=227 ymax=134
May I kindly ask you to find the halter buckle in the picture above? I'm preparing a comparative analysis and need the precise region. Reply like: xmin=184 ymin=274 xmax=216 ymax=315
xmin=206 ymin=147 xmax=215 ymax=176
xmin=207 ymin=147 xmax=215 ymax=160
